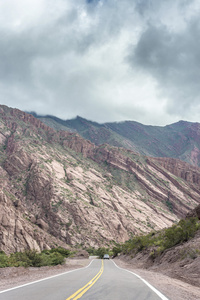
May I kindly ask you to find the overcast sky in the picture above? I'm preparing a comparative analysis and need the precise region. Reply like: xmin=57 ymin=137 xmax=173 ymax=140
xmin=1 ymin=0 xmax=200 ymax=125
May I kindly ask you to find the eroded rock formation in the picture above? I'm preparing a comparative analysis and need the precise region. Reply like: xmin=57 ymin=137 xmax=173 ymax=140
xmin=1 ymin=105 xmax=200 ymax=253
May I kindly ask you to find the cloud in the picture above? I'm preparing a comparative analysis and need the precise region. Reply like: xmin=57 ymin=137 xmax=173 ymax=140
xmin=1 ymin=0 xmax=200 ymax=125
xmin=128 ymin=17 xmax=200 ymax=120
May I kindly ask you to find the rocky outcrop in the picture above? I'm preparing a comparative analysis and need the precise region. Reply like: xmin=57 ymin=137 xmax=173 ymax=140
xmin=35 ymin=115 xmax=200 ymax=167
xmin=186 ymin=204 xmax=200 ymax=220
xmin=151 ymin=157 xmax=200 ymax=185
xmin=61 ymin=132 xmax=95 ymax=157
xmin=1 ymin=105 xmax=200 ymax=253
xmin=0 ymin=191 xmax=68 ymax=254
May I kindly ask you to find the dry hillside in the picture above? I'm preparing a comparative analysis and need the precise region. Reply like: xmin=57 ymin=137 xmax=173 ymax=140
xmin=0 ymin=105 xmax=200 ymax=253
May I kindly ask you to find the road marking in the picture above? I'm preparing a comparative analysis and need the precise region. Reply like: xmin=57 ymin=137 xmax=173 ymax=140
xmin=0 ymin=260 xmax=94 ymax=294
xmin=66 ymin=259 xmax=104 ymax=300
xmin=112 ymin=260 xmax=169 ymax=300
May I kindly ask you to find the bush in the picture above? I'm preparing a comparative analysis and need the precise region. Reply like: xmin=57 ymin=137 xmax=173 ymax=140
xmin=48 ymin=252 xmax=65 ymax=265
xmin=49 ymin=247 xmax=71 ymax=258
xmin=0 ymin=247 xmax=71 ymax=268
xmin=96 ymin=247 xmax=110 ymax=259
xmin=0 ymin=253 xmax=9 ymax=268
xmin=163 ymin=217 xmax=200 ymax=250
xmin=85 ymin=247 xmax=98 ymax=256
xmin=112 ymin=245 xmax=122 ymax=258
xmin=9 ymin=250 xmax=43 ymax=267
xmin=120 ymin=217 xmax=200 ymax=258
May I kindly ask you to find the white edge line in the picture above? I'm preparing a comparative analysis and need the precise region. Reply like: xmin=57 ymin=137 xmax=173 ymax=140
xmin=0 ymin=259 xmax=94 ymax=294
xmin=112 ymin=260 xmax=169 ymax=300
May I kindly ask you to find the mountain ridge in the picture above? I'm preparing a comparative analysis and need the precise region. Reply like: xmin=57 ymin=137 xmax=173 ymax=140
xmin=1 ymin=105 xmax=200 ymax=253
xmin=32 ymin=113 xmax=200 ymax=167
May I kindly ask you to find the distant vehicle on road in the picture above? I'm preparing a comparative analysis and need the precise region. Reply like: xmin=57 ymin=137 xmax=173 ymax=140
xmin=103 ymin=254 xmax=109 ymax=259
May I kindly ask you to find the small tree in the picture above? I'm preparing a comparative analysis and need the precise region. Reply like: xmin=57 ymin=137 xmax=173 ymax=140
xmin=96 ymin=247 xmax=109 ymax=259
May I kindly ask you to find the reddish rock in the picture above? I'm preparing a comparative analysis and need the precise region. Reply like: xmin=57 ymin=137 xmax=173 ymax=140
xmin=186 ymin=204 xmax=200 ymax=220
xmin=1 ymin=104 xmax=200 ymax=254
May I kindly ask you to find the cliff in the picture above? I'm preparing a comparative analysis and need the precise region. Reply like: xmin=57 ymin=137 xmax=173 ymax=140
xmin=0 ymin=105 xmax=200 ymax=253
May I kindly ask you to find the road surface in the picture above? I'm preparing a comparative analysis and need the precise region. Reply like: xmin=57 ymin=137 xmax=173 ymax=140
xmin=0 ymin=259 xmax=169 ymax=300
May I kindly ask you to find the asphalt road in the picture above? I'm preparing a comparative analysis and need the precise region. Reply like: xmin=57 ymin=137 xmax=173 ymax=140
xmin=0 ymin=259 xmax=169 ymax=300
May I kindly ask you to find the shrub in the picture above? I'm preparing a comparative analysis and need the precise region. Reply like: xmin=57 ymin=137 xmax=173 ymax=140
xmin=0 ymin=253 xmax=9 ymax=268
xmin=96 ymin=247 xmax=110 ymax=259
xmin=120 ymin=217 xmax=200 ymax=258
xmin=112 ymin=245 xmax=122 ymax=258
xmin=85 ymin=247 xmax=98 ymax=256
xmin=163 ymin=217 xmax=200 ymax=250
xmin=49 ymin=247 xmax=71 ymax=258
xmin=9 ymin=250 xmax=43 ymax=267
xmin=0 ymin=247 xmax=71 ymax=268
xmin=48 ymin=252 xmax=65 ymax=265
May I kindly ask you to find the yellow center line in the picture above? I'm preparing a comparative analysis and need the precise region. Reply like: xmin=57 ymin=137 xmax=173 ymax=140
xmin=66 ymin=260 xmax=104 ymax=300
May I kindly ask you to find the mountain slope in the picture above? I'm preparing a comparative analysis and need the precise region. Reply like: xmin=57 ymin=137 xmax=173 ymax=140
xmin=1 ymin=105 xmax=200 ymax=253
xmin=34 ymin=114 xmax=200 ymax=167
xmin=117 ymin=204 xmax=200 ymax=288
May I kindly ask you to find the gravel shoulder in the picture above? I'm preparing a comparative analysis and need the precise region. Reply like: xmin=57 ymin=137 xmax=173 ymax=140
xmin=0 ymin=258 xmax=90 ymax=292
xmin=1 ymin=257 xmax=200 ymax=300
xmin=114 ymin=258 xmax=200 ymax=300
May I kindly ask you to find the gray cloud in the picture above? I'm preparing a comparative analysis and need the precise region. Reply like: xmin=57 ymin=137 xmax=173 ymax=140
xmin=128 ymin=18 xmax=200 ymax=118
xmin=1 ymin=0 xmax=200 ymax=125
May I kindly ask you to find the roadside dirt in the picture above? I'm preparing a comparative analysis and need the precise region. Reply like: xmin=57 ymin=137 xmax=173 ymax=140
xmin=114 ymin=258 xmax=200 ymax=300
xmin=1 ymin=258 xmax=200 ymax=299
xmin=0 ymin=258 xmax=89 ymax=291
xmin=113 ymin=231 xmax=200 ymax=299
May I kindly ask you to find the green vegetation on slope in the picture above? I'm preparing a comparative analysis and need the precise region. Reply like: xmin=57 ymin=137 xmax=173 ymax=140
xmin=83 ymin=218 xmax=200 ymax=259
xmin=113 ymin=217 xmax=200 ymax=258
xmin=0 ymin=247 xmax=72 ymax=268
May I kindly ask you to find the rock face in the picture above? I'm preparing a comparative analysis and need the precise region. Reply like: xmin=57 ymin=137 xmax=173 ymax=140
xmin=35 ymin=114 xmax=200 ymax=167
xmin=151 ymin=157 xmax=200 ymax=185
xmin=1 ymin=105 xmax=200 ymax=253
xmin=186 ymin=204 xmax=200 ymax=220
xmin=0 ymin=191 xmax=67 ymax=253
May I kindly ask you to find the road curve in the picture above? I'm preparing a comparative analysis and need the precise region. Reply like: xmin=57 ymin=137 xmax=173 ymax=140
xmin=0 ymin=259 xmax=169 ymax=300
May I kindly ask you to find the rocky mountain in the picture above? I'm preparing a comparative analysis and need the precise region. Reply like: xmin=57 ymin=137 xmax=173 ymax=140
xmin=1 ymin=105 xmax=200 ymax=254
xmin=34 ymin=114 xmax=200 ymax=167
